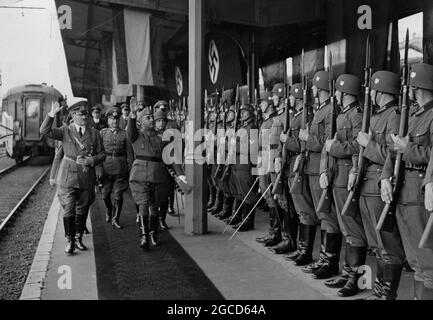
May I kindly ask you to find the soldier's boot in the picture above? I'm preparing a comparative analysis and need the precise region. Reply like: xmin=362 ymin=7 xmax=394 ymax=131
xmin=381 ymin=264 xmax=403 ymax=300
xmin=302 ymin=229 xmax=327 ymax=273
xmin=216 ymin=196 xmax=234 ymax=220
xmin=207 ymin=185 xmax=216 ymax=209
xmin=168 ymin=189 xmax=176 ymax=215
xmin=263 ymin=207 xmax=283 ymax=247
xmin=208 ymin=191 xmax=224 ymax=215
xmin=286 ymin=223 xmax=305 ymax=261
xmin=313 ymin=232 xmax=342 ymax=279
xmin=212 ymin=194 xmax=226 ymax=217
xmin=111 ymin=199 xmax=123 ymax=229
xmin=75 ymin=214 xmax=87 ymax=251
xmin=363 ymin=260 xmax=385 ymax=300
xmin=337 ymin=245 xmax=367 ymax=297
xmin=229 ymin=208 xmax=243 ymax=226
xmin=135 ymin=204 xmax=140 ymax=224
xmin=63 ymin=217 xmax=76 ymax=254
xmin=294 ymin=225 xmax=317 ymax=266
xmin=273 ymin=213 xmax=298 ymax=254
xmin=325 ymin=242 xmax=351 ymax=287
xmin=75 ymin=233 xmax=87 ymax=251
xmin=138 ymin=215 xmax=149 ymax=250
xmin=103 ymin=198 xmax=113 ymax=222
xmin=238 ymin=203 xmax=255 ymax=232
xmin=158 ymin=204 xmax=169 ymax=231
xmin=421 ymin=285 xmax=433 ymax=300
xmin=159 ymin=217 xmax=169 ymax=231
xmin=149 ymin=215 xmax=160 ymax=246
xmin=256 ymin=205 xmax=278 ymax=243
xmin=224 ymin=199 xmax=240 ymax=223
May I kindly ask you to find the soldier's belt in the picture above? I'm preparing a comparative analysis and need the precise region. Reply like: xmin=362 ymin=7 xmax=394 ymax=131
xmin=105 ymin=151 xmax=126 ymax=157
xmin=135 ymin=155 xmax=162 ymax=163
xmin=63 ymin=156 xmax=77 ymax=162
xmin=405 ymin=162 xmax=427 ymax=172
xmin=259 ymin=144 xmax=279 ymax=151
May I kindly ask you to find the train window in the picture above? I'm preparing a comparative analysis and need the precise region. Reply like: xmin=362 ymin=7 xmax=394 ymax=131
xmin=24 ymin=98 xmax=40 ymax=140
xmin=398 ymin=12 xmax=423 ymax=65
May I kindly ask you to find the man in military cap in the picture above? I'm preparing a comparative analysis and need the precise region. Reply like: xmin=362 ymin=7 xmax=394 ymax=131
xmin=127 ymin=103 xmax=186 ymax=250
xmin=277 ymin=83 xmax=318 ymax=260
xmin=89 ymin=104 xmax=107 ymax=131
xmin=349 ymin=70 xmax=405 ymax=300
xmin=98 ymin=106 xmax=133 ymax=229
xmin=381 ymin=63 xmax=433 ymax=300
xmin=271 ymin=83 xmax=287 ymax=115
xmin=298 ymin=70 xmax=342 ymax=278
xmin=119 ymin=103 xmax=130 ymax=130
xmin=319 ymin=73 xmax=367 ymax=296
xmin=40 ymin=101 xmax=105 ymax=254
xmin=255 ymin=91 xmax=284 ymax=247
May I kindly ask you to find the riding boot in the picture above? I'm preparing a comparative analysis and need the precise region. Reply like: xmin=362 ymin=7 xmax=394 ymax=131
xmin=149 ymin=215 xmax=160 ymax=246
xmin=158 ymin=203 xmax=169 ymax=230
xmin=381 ymin=264 xmax=403 ymax=300
xmin=63 ymin=216 xmax=76 ymax=254
xmin=103 ymin=198 xmax=113 ymax=222
xmin=294 ymin=224 xmax=316 ymax=266
xmin=112 ymin=199 xmax=123 ymax=229
xmin=238 ymin=203 xmax=255 ymax=232
xmin=286 ymin=223 xmax=304 ymax=260
xmin=313 ymin=232 xmax=342 ymax=279
xmin=224 ymin=199 xmax=241 ymax=223
xmin=325 ymin=245 xmax=350 ymax=288
xmin=74 ymin=214 xmax=87 ymax=250
xmin=256 ymin=204 xmax=277 ymax=243
xmin=208 ymin=191 xmax=223 ymax=215
xmin=302 ymin=229 xmax=327 ymax=273
xmin=207 ymin=185 xmax=216 ymax=209
xmin=217 ymin=196 xmax=234 ymax=220
xmin=363 ymin=259 xmax=385 ymax=300
xmin=338 ymin=245 xmax=367 ymax=297
xmin=263 ymin=207 xmax=282 ymax=247
xmin=138 ymin=215 xmax=149 ymax=250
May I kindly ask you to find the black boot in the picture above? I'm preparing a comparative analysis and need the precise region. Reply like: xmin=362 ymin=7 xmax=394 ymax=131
xmin=159 ymin=217 xmax=169 ymax=230
xmin=207 ymin=185 xmax=216 ymax=209
xmin=216 ymin=196 xmax=234 ymax=220
xmin=75 ymin=233 xmax=87 ymax=251
xmin=302 ymin=229 xmax=326 ymax=273
xmin=363 ymin=259 xmax=385 ymax=300
xmin=286 ymin=224 xmax=304 ymax=261
xmin=256 ymin=204 xmax=277 ymax=243
xmin=294 ymin=225 xmax=317 ymax=266
xmin=381 ymin=264 xmax=403 ymax=300
xmin=75 ymin=214 xmax=87 ymax=250
xmin=103 ymin=198 xmax=113 ymax=222
xmin=238 ymin=203 xmax=255 ymax=232
xmin=263 ymin=207 xmax=282 ymax=247
xmin=313 ymin=233 xmax=342 ymax=279
xmin=272 ymin=209 xmax=297 ymax=254
xmin=337 ymin=245 xmax=367 ymax=297
xmin=138 ymin=215 xmax=149 ymax=250
xmin=149 ymin=215 xmax=160 ymax=246
xmin=63 ymin=216 xmax=76 ymax=254
xmin=111 ymin=199 xmax=123 ymax=229
xmin=158 ymin=203 xmax=169 ymax=231
xmin=208 ymin=191 xmax=224 ymax=215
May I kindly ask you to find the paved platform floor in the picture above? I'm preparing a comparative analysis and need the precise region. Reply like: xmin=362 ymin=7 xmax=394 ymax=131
xmin=34 ymin=191 xmax=415 ymax=300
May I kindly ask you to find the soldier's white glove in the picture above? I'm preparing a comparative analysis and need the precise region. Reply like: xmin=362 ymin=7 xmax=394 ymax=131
xmin=319 ymin=172 xmax=328 ymax=189
xmin=347 ymin=170 xmax=357 ymax=191
xmin=274 ymin=157 xmax=282 ymax=174
xmin=380 ymin=178 xmax=393 ymax=204
xmin=178 ymin=175 xmax=187 ymax=184
xmin=293 ymin=154 xmax=302 ymax=172
xmin=425 ymin=183 xmax=433 ymax=211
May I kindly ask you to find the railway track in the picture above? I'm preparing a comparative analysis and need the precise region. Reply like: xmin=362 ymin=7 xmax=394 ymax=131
xmin=0 ymin=162 xmax=50 ymax=233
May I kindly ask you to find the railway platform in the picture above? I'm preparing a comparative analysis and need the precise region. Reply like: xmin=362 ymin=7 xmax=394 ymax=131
xmin=20 ymin=190 xmax=415 ymax=300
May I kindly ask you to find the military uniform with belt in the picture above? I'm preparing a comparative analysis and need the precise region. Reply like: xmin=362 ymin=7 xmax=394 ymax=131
xmin=99 ymin=107 xmax=133 ymax=229
xmin=40 ymin=102 xmax=105 ymax=254
xmin=381 ymin=63 xmax=433 ymax=300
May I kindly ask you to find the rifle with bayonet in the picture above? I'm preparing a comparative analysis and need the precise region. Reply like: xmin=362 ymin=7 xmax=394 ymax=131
xmin=316 ymin=51 xmax=337 ymax=213
xmin=377 ymin=29 xmax=410 ymax=232
xmin=290 ymin=49 xmax=308 ymax=195
xmin=222 ymin=84 xmax=241 ymax=181
xmin=214 ymin=92 xmax=228 ymax=180
xmin=254 ymin=88 xmax=262 ymax=128
xmin=341 ymin=34 xmax=373 ymax=217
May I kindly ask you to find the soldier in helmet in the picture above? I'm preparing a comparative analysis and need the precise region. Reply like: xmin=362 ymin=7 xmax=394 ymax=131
xmin=298 ymin=70 xmax=343 ymax=279
xmin=347 ymin=70 xmax=405 ymax=300
xmin=127 ymin=102 xmax=186 ymax=250
xmin=255 ymin=91 xmax=284 ymax=247
xmin=98 ymin=107 xmax=133 ymax=229
xmin=319 ymin=74 xmax=367 ymax=296
xmin=40 ymin=101 xmax=105 ymax=254
xmin=277 ymin=83 xmax=319 ymax=261
xmin=381 ymin=63 xmax=433 ymax=300
xmin=271 ymin=83 xmax=287 ymax=115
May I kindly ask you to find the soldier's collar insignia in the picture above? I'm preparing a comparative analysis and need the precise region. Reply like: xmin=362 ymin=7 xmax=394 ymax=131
xmin=374 ymin=78 xmax=380 ymax=84
xmin=410 ymin=72 xmax=416 ymax=79
xmin=415 ymin=100 xmax=433 ymax=116
xmin=339 ymin=80 xmax=345 ymax=86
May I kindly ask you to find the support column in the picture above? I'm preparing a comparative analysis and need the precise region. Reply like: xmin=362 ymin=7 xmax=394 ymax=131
xmin=185 ymin=0 xmax=207 ymax=235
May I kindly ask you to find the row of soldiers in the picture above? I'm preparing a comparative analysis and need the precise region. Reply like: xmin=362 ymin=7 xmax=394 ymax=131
xmin=41 ymin=98 xmax=186 ymax=254
xmin=205 ymin=62 xmax=433 ymax=300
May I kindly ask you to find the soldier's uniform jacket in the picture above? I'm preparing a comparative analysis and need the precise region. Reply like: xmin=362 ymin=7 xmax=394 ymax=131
xmin=382 ymin=100 xmax=433 ymax=205
xmin=89 ymin=117 xmax=107 ymax=131
xmin=232 ymin=119 xmax=257 ymax=170
xmin=259 ymin=112 xmax=283 ymax=173
xmin=40 ymin=115 xmax=105 ymax=189
xmin=319 ymin=102 xmax=362 ymax=187
xmin=358 ymin=101 xmax=400 ymax=196
xmin=127 ymin=117 xmax=183 ymax=184
xmin=280 ymin=108 xmax=303 ymax=177
xmin=305 ymin=100 xmax=332 ymax=175
xmin=99 ymin=128 xmax=134 ymax=176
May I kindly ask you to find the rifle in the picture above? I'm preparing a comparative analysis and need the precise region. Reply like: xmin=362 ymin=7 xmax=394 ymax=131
xmin=290 ymin=49 xmax=308 ymax=195
xmin=377 ymin=29 xmax=410 ymax=232
xmin=254 ymin=88 xmax=262 ymax=128
xmin=214 ymin=88 xmax=227 ymax=180
xmin=222 ymin=84 xmax=241 ymax=181
xmin=272 ymin=82 xmax=291 ymax=195
xmin=341 ymin=34 xmax=373 ymax=217
xmin=419 ymin=212 xmax=433 ymax=249
xmin=316 ymin=51 xmax=337 ymax=214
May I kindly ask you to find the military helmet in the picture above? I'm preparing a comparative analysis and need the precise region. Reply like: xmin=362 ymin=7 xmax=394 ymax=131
xmin=154 ymin=100 xmax=168 ymax=110
xmin=259 ymin=91 xmax=273 ymax=102
xmin=312 ymin=70 xmax=330 ymax=91
xmin=290 ymin=83 xmax=303 ymax=99
xmin=153 ymin=109 xmax=167 ymax=121
xmin=240 ymin=103 xmax=254 ymax=113
xmin=105 ymin=106 xmax=121 ymax=119
xmin=226 ymin=104 xmax=236 ymax=122
xmin=272 ymin=83 xmax=285 ymax=98
xmin=409 ymin=63 xmax=433 ymax=91
xmin=370 ymin=71 xmax=400 ymax=95
xmin=335 ymin=74 xmax=361 ymax=96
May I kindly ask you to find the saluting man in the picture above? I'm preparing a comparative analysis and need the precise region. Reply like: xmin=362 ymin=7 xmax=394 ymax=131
xmin=381 ymin=63 xmax=433 ymax=300
xmin=40 ymin=101 xmax=105 ymax=254
xmin=99 ymin=106 xmax=133 ymax=229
